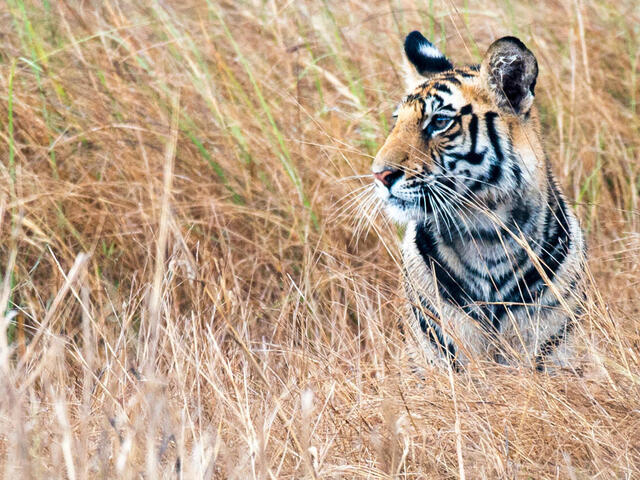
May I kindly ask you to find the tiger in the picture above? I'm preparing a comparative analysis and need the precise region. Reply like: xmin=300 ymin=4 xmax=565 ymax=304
xmin=371 ymin=31 xmax=586 ymax=370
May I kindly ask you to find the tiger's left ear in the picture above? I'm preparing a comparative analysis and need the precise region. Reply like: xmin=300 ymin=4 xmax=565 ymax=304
xmin=480 ymin=36 xmax=538 ymax=115
xmin=404 ymin=31 xmax=453 ymax=77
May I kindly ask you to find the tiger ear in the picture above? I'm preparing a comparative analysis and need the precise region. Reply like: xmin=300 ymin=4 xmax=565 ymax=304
xmin=404 ymin=31 xmax=453 ymax=77
xmin=480 ymin=36 xmax=538 ymax=115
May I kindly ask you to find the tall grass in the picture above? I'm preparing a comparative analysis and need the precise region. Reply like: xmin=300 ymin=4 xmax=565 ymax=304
xmin=0 ymin=0 xmax=639 ymax=477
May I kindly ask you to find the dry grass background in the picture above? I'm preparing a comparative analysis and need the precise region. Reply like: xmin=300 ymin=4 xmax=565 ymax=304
xmin=0 ymin=0 xmax=639 ymax=478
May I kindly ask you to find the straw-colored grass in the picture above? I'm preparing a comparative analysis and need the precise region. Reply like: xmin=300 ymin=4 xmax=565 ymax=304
xmin=0 ymin=0 xmax=639 ymax=478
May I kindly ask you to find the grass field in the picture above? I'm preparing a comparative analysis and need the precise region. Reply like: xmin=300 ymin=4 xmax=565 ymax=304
xmin=0 ymin=0 xmax=639 ymax=478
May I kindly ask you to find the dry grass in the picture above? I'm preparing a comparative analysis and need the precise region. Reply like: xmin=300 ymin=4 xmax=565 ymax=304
xmin=0 ymin=0 xmax=639 ymax=478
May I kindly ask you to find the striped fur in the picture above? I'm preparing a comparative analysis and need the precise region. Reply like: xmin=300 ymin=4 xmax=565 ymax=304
xmin=371 ymin=33 xmax=586 ymax=369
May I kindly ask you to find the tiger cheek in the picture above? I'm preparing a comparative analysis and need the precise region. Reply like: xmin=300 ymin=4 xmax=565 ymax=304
xmin=411 ymin=158 xmax=426 ymax=174
xmin=428 ymin=138 xmax=447 ymax=159
xmin=409 ymin=148 xmax=431 ymax=173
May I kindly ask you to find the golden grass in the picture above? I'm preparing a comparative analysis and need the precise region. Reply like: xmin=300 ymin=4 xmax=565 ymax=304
xmin=0 ymin=0 xmax=639 ymax=478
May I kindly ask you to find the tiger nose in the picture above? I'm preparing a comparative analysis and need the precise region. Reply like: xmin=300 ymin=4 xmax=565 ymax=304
xmin=373 ymin=168 xmax=403 ymax=188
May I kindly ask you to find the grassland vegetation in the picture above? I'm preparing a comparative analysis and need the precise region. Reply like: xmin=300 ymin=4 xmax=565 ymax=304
xmin=0 ymin=0 xmax=639 ymax=478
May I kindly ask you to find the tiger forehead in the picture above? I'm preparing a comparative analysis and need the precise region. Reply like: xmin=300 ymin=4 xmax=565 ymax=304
xmin=400 ymin=77 xmax=491 ymax=117
xmin=412 ymin=67 xmax=479 ymax=93
xmin=399 ymin=82 xmax=465 ymax=113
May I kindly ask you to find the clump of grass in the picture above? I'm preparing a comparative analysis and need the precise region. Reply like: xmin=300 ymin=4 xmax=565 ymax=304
xmin=0 ymin=0 xmax=639 ymax=477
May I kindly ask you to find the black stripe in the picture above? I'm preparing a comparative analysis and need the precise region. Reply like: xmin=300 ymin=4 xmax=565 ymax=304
xmin=433 ymin=83 xmax=452 ymax=94
xmin=431 ymin=95 xmax=444 ymax=107
xmin=459 ymin=104 xmax=473 ymax=116
xmin=510 ymin=201 xmax=532 ymax=230
xmin=411 ymin=299 xmax=459 ymax=370
xmin=454 ymin=68 xmax=478 ymax=78
xmin=511 ymin=162 xmax=522 ymax=187
xmin=441 ymin=76 xmax=461 ymax=85
xmin=469 ymin=114 xmax=479 ymax=152
xmin=484 ymin=112 xmax=505 ymax=186
xmin=450 ymin=113 xmax=486 ymax=165
xmin=485 ymin=112 xmax=504 ymax=163
xmin=487 ymin=162 xmax=503 ymax=184
xmin=452 ymin=150 xmax=486 ymax=166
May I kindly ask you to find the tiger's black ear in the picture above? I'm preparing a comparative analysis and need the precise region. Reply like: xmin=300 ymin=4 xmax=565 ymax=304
xmin=480 ymin=36 xmax=538 ymax=115
xmin=404 ymin=31 xmax=453 ymax=76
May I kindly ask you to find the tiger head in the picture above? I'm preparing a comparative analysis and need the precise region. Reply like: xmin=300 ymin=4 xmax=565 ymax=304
xmin=372 ymin=31 xmax=544 ymax=224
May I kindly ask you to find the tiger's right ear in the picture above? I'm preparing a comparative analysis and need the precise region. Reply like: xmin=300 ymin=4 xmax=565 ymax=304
xmin=480 ymin=36 xmax=538 ymax=115
xmin=404 ymin=31 xmax=453 ymax=77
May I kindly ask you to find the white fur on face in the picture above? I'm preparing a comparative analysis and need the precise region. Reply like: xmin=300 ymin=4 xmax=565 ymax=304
xmin=382 ymin=201 xmax=420 ymax=224
xmin=375 ymin=177 xmax=426 ymax=224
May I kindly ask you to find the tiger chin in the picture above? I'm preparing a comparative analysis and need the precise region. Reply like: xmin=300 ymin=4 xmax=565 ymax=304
xmin=371 ymin=31 xmax=586 ymax=371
